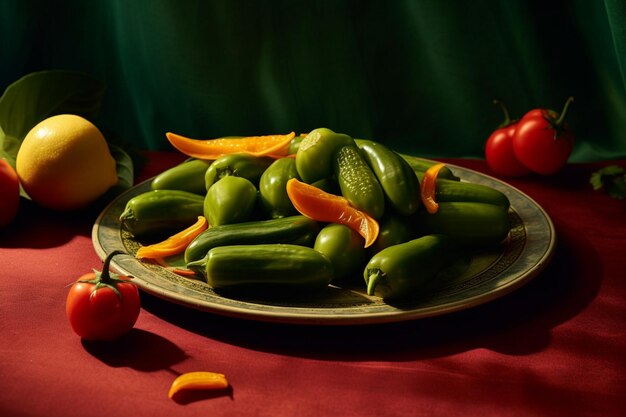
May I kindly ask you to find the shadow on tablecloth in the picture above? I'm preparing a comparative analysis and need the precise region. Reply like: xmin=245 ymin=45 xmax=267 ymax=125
xmin=138 ymin=221 xmax=602 ymax=361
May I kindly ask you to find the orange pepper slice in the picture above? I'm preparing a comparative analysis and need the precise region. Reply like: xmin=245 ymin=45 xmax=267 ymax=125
xmin=152 ymin=258 xmax=202 ymax=278
xmin=166 ymin=131 xmax=296 ymax=160
xmin=420 ymin=162 xmax=446 ymax=214
xmin=168 ymin=371 xmax=229 ymax=399
xmin=286 ymin=178 xmax=379 ymax=248
xmin=136 ymin=216 xmax=208 ymax=259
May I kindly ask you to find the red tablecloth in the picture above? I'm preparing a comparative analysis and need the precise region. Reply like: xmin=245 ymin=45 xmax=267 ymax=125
xmin=1 ymin=152 xmax=625 ymax=417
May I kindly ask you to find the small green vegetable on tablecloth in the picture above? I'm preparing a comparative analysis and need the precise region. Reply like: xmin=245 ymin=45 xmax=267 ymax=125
xmin=590 ymin=165 xmax=626 ymax=200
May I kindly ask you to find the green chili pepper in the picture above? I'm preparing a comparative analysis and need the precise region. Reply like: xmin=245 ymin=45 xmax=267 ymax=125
xmin=150 ymin=158 xmax=212 ymax=195
xmin=401 ymin=154 xmax=460 ymax=181
xmin=334 ymin=145 xmax=385 ymax=219
xmin=313 ymin=223 xmax=366 ymax=282
xmin=358 ymin=140 xmax=421 ymax=215
xmin=119 ymin=190 xmax=205 ymax=238
xmin=259 ymin=157 xmax=300 ymax=218
xmin=197 ymin=244 xmax=334 ymax=293
xmin=204 ymin=152 xmax=274 ymax=190
xmin=295 ymin=127 xmax=356 ymax=183
xmin=416 ymin=202 xmax=511 ymax=247
xmin=204 ymin=176 xmax=257 ymax=227
xmin=364 ymin=234 xmax=453 ymax=300
xmin=414 ymin=173 xmax=510 ymax=208
xmin=184 ymin=215 xmax=320 ymax=263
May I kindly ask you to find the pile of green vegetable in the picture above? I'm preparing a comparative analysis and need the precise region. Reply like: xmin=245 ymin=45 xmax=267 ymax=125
xmin=119 ymin=127 xmax=512 ymax=302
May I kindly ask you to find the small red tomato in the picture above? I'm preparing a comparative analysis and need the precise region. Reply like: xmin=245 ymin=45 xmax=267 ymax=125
xmin=0 ymin=159 xmax=20 ymax=227
xmin=512 ymin=97 xmax=575 ymax=175
xmin=66 ymin=250 xmax=140 ymax=341
xmin=485 ymin=100 xmax=531 ymax=177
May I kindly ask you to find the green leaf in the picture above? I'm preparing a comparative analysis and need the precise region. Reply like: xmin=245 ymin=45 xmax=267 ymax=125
xmin=0 ymin=70 xmax=105 ymax=167
xmin=590 ymin=165 xmax=626 ymax=199
xmin=606 ymin=175 xmax=626 ymax=200
xmin=109 ymin=143 xmax=134 ymax=190
xmin=93 ymin=144 xmax=135 ymax=207
xmin=0 ymin=126 xmax=21 ymax=168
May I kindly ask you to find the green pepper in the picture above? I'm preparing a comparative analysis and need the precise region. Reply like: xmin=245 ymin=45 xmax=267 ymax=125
xmin=353 ymin=139 xmax=459 ymax=181
xmin=334 ymin=145 xmax=385 ymax=219
xmin=313 ymin=223 xmax=366 ymax=282
xmin=204 ymin=176 xmax=257 ymax=227
xmin=204 ymin=152 xmax=274 ymax=190
xmin=295 ymin=127 xmax=356 ymax=183
xmin=288 ymin=134 xmax=306 ymax=154
xmin=400 ymin=154 xmax=460 ymax=181
xmin=414 ymin=173 xmax=510 ymax=208
xmin=364 ymin=234 xmax=453 ymax=300
xmin=119 ymin=190 xmax=205 ymax=238
xmin=259 ymin=157 xmax=299 ymax=218
xmin=196 ymin=244 xmax=333 ymax=294
xmin=184 ymin=215 xmax=320 ymax=263
xmin=310 ymin=177 xmax=341 ymax=194
xmin=416 ymin=202 xmax=511 ymax=247
xmin=150 ymin=158 xmax=212 ymax=195
xmin=358 ymin=140 xmax=421 ymax=215
xmin=370 ymin=211 xmax=420 ymax=254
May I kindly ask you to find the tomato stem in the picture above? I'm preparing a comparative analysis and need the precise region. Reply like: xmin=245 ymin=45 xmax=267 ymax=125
xmin=493 ymin=99 xmax=514 ymax=128
xmin=78 ymin=250 xmax=130 ymax=300
xmin=554 ymin=96 xmax=575 ymax=127
xmin=546 ymin=96 xmax=574 ymax=140
xmin=99 ymin=250 xmax=126 ymax=284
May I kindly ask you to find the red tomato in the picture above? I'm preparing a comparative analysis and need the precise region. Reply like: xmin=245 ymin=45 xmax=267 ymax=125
xmin=484 ymin=100 xmax=531 ymax=177
xmin=0 ymin=159 xmax=20 ymax=227
xmin=512 ymin=97 xmax=575 ymax=175
xmin=66 ymin=250 xmax=140 ymax=341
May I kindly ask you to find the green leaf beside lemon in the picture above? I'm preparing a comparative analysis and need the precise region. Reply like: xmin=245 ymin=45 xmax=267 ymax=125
xmin=0 ymin=70 xmax=133 ymax=207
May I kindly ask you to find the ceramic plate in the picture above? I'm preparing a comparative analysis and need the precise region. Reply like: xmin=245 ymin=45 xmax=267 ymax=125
xmin=92 ymin=162 xmax=555 ymax=325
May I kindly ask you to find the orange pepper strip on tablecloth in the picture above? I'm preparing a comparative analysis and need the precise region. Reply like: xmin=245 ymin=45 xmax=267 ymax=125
xmin=165 ymin=131 xmax=296 ymax=160
xmin=168 ymin=371 xmax=229 ymax=400
xmin=286 ymin=178 xmax=379 ymax=248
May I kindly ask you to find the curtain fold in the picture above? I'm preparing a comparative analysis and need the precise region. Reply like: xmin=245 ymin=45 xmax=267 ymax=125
xmin=1 ymin=0 xmax=624 ymax=161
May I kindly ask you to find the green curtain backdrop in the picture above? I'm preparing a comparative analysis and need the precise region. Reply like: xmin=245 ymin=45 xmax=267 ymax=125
xmin=1 ymin=0 xmax=625 ymax=161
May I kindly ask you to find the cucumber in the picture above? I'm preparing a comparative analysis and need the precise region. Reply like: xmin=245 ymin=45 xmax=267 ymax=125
xmin=358 ymin=140 xmax=421 ymax=216
xmin=401 ymin=154 xmax=460 ymax=181
xmin=334 ymin=145 xmax=385 ymax=219
xmin=196 ymin=244 xmax=333 ymax=293
xmin=417 ymin=202 xmax=511 ymax=247
xmin=414 ymin=173 xmax=510 ymax=208
xmin=184 ymin=215 xmax=320 ymax=263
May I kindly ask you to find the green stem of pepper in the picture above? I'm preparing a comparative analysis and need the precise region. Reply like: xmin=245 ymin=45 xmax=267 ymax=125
xmin=215 ymin=166 xmax=235 ymax=179
xmin=119 ymin=206 xmax=134 ymax=221
xmin=366 ymin=269 xmax=386 ymax=296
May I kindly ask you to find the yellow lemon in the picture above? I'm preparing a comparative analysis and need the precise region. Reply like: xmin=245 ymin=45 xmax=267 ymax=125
xmin=16 ymin=114 xmax=118 ymax=211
